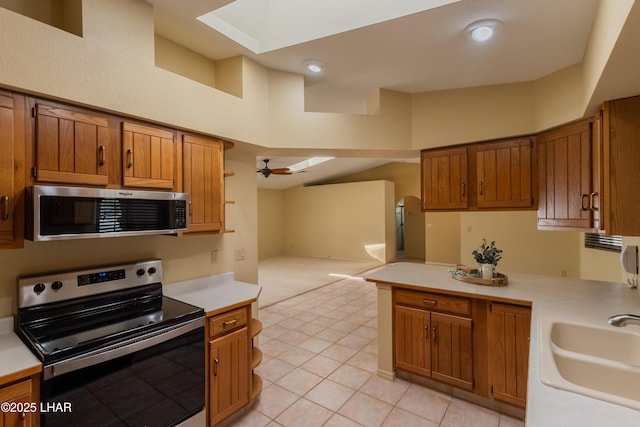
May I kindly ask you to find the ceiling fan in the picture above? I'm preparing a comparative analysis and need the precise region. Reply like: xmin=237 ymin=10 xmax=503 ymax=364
xmin=257 ymin=159 xmax=292 ymax=178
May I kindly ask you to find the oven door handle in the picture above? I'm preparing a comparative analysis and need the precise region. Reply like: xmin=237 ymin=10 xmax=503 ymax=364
xmin=44 ymin=317 xmax=204 ymax=380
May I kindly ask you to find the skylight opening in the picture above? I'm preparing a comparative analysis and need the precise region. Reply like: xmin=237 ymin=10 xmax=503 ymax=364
xmin=287 ymin=157 xmax=335 ymax=172
xmin=196 ymin=0 xmax=461 ymax=54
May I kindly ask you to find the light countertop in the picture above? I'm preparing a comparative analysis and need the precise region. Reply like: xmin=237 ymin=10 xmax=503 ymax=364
xmin=164 ymin=272 xmax=261 ymax=316
xmin=365 ymin=262 xmax=640 ymax=427
xmin=0 ymin=316 xmax=41 ymax=384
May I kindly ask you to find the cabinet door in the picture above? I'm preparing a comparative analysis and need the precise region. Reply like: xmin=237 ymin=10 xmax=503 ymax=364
xmin=431 ymin=312 xmax=473 ymax=390
xmin=603 ymin=97 xmax=640 ymax=236
xmin=395 ymin=305 xmax=431 ymax=376
xmin=182 ymin=134 xmax=224 ymax=233
xmin=421 ymin=147 xmax=468 ymax=210
xmin=537 ymin=120 xmax=595 ymax=230
xmin=489 ymin=303 xmax=531 ymax=408
xmin=0 ymin=92 xmax=24 ymax=248
xmin=35 ymin=103 xmax=110 ymax=186
xmin=209 ymin=327 xmax=249 ymax=426
xmin=476 ymin=138 xmax=533 ymax=209
xmin=122 ymin=122 xmax=175 ymax=189
xmin=0 ymin=379 xmax=35 ymax=427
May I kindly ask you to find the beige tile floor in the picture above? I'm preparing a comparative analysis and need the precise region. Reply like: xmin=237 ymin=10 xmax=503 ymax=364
xmin=229 ymin=276 xmax=525 ymax=427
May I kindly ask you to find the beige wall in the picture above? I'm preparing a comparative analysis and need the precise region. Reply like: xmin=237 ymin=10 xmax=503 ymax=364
xmin=325 ymin=162 xmax=421 ymax=203
xmin=258 ymin=189 xmax=285 ymax=259
xmin=402 ymin=196 xmax=425 ymax=259
xmin=425 ymin=212 xmax=461 ymax=265
xmin=459 ymin=211 xmax=581 ymax=277
xmin=412 ymin=82 xmax=536 ymax=149
xmin=282 ymin=181 xmax=395 ymax=263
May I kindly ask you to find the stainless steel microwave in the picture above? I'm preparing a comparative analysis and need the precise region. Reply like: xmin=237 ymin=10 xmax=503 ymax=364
xmin=27 ymin=185 xmax=189 ymax=241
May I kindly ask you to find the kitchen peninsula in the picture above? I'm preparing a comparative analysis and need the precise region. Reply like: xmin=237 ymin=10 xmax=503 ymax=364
xmin=366 ymin=262 xmax=640 ymax=427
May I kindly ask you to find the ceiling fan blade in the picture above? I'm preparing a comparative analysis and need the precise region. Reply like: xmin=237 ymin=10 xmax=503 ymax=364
xmin=270 ymin=168 xmax=291 ymax=174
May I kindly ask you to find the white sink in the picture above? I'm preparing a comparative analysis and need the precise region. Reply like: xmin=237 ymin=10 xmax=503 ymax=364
xmin=539 ymin=318 xmax=640 ymax=410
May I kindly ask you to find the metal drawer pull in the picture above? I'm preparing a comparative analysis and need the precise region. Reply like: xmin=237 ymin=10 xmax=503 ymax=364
xmin=1 ymin=195 xmax=8 ymax=220
xmin=461 ymin=183 xmax=466 ymax=197
xmin=126 ymin=149 xmax=133 ymax=168
xmin=214 ymin=358 xmax=219 ymax=376
xmin=432 ymin=327 xmax=437 ymax=343
xmin=223 ymin=319 xmax=237 ymax=327
xmin=479 ymin=181 xmax=484 ymax=196
xmin=423 ymin=299 xmax=437 ymax=306
xmin=98 ymin=145 xmax=106 ymax=166
xmin=425 ymin=325 xmax=429 ymax=340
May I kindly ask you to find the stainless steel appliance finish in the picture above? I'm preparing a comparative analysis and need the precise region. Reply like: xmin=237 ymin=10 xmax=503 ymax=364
xmin=27 ymin=185 xmax=189 ymax=241
xmin=17 ymin=259 xmax=205 ymax=427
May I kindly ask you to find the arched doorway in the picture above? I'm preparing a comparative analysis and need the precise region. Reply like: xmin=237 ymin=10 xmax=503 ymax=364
xmin=395 ymin=196 xmax=425 ymax=261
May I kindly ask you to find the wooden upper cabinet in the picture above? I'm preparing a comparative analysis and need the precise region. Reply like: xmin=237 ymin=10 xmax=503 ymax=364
xmin=181 ymin=134 xmax=224 ymax=233
xmin=602 ymin=96 xmax=640 ymax=236
xmin=537 ymin=118 xmax=598 ymax=230
xmin=421 ymin=147 xmax=468 ymax=210
xmin=35 ymin=103 xmax=111 ymax=186
xmin=122 ymin=122 xmax=175 ymax=190
xmin=0 ymin=92 xmax=25 ymax=249
xmin=476 ymin=138 xmax=534 ymax=209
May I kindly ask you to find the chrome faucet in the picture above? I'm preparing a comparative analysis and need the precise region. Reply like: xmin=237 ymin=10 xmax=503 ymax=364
xmin=608 ymin=314 xmax=640 ymax=327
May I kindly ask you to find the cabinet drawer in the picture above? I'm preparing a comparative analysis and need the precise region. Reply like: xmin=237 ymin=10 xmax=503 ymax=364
xmin=209 ymin=307 xmax=247 ymax=338
xmin=395 ymin=289 xmax=471 ymax=316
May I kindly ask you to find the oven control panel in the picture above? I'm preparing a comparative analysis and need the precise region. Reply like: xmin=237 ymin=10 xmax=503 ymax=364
xmin=78 ymin=269 xmax=126 ymax=286
xmin=17 ymin=259 xmax=163 ymax=308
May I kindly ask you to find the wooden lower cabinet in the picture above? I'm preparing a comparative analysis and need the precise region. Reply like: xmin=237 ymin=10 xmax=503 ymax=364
xmin=394 ymin=287 xmax=531 ymax=410
xmin=431 ymin=312 xmax=473 ymax=390
xmin=206 ymin=305 xmax=262 ymax=426
xmin=488 ymin=302 xmax=531 ymax=408
xmin=395 ymin=303 xmax=473 ymax=390
xmin=209 ymin=327 xmax=249 ymax=425
xmin=0 ymin=377 xmax=37 ymax=427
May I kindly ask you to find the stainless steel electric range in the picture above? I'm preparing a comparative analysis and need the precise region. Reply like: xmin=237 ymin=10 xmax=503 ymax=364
xmin=16 ymin=259 xmax=205 ymax=427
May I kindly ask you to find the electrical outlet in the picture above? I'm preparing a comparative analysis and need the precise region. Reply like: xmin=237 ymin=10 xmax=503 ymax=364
xmin=561 ymin=269 xmax=567 ymax=277
xmin=211 ymin=250 xmax=219 ymax=264
xmin=235 ymin=248 xmax=245 ymax=261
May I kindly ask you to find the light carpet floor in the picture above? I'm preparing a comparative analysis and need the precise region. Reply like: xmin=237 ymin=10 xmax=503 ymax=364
xmin=258 ymin=256 xmax=384 ymax=308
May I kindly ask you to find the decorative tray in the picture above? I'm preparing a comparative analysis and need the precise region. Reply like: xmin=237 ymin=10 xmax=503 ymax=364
xmin=448 ymin=265 xmax=508 ymax=287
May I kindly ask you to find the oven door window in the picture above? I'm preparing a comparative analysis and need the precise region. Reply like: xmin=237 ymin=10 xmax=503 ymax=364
xmin=41 ymin=327 xmax=204 ymax=427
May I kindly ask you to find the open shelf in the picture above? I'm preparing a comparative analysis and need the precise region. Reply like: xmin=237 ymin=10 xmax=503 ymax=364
xmin=251 ymin=319 xmax=263 ymax=337
xmin=251 ymin=374 xmax=263 ymax=401
xmin=252 ymin=347 xmax=263 ymax=369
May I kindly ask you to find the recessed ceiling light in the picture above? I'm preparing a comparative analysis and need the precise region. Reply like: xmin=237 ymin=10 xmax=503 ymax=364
xmin=466 ymin=20 xmax=501 ymax=42
xmin=304 ymin=60 xmax=325 ymax=73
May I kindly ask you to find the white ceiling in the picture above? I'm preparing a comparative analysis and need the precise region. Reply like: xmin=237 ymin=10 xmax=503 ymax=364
xmin=148 ymin=0 xmax=601 ymax=188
